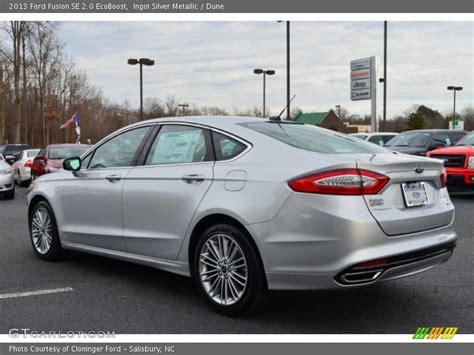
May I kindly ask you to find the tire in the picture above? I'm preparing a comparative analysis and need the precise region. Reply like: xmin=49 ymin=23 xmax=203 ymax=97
xmin=4 ymin=187 xmax=14 ymax=200
xmin=16 ymin=171 xmax=26 ymax=187
xmin=192 ymin=223 xmax=265 ymax=315
xmin=29 ymin=201 xmax=63 ymax=261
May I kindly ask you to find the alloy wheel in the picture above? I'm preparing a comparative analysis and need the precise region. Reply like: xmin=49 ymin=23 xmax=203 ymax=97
xmin=31 ymin=207 xmax=53 ymax=254
xmin=199 ymin=233 xmax=248 ymax=306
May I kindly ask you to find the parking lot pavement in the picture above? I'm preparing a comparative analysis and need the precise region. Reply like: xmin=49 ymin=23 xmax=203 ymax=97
xmin=0 ymin=187 xmax=472 ymax=334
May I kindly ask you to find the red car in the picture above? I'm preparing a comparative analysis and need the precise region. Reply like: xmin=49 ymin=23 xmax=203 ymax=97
xmin=428 ymin=132 xmax=474 ymax=191
xmin=31 ymin=144 xmax=91 ymax=180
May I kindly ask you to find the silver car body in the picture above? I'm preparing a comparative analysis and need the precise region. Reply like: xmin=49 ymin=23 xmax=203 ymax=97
xmin=0 ymin=155 xmax=15 ymax=193
xmin=12 ymin=149 xmax=40 ymax=183
xmin=27 ymin=116 xmax=456 ymax=290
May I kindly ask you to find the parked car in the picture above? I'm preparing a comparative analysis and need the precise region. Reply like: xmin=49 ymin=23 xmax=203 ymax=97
xmin=385 ymin=129 xmax=467 ymax=156
xmin=0 ymin=154 xmax=15 ymax=199
xmin=427 ymin=131 xmax=474 ymax=191
xmin=27 ymin=116 xmax=456 ymax=315
xmin=31 ymin=144 xmax=91 ymax=180
xmin=349 ymin=132 xmax=398 ymax=146
xmin=0 ymin=144 xmax=32 ymax=165
xmin=11 ymin=149 xmax=40 ymax=187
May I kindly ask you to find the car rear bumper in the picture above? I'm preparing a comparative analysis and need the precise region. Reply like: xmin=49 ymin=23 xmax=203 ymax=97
xmin=248 ymin=194 xmax=457 ymax=290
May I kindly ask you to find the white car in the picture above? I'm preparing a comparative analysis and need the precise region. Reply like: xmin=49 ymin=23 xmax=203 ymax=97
xmin=350 ymin=132 xmax=398 ymax=146
xmin=11 ymin=149 xmax=40 ymax=187
xmin=0 ymin=154 xmax=15 ymax=199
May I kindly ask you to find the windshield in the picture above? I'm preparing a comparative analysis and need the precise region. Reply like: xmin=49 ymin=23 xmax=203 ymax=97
xmin=385 ymin=132 xmax=431 ymax=147
xmin=49 ymin=146 xmax=90 ymax=159
xmin=3 ymin=145 xmax=31 ymax=155
xmin=240 ymin=122 xmax=388 ymax=154
xmin=456 ymin=132 xmax=474 ymax=146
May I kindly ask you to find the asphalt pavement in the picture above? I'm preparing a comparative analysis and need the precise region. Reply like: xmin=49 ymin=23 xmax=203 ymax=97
xmin=0 ymin=187 xmax=472 ymax=334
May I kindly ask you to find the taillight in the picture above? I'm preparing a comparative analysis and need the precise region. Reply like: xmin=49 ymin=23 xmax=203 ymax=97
xmin=288 ymin=169 xmax=389 ymax=195
xmin=24 ymin=160 xmax=33 ymax=168
xmin=440 ymin=169 xmax=447 ymax=188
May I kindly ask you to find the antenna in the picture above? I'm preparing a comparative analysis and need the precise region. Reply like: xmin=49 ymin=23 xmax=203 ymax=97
xmin=270 ymin=95 xmax=296 ymax=121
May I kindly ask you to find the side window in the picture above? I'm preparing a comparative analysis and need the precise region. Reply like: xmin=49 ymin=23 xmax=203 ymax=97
xmin=432 ymin=133 xmax=451 ymax=147
xmin=145 ymin=125 xmax=211 ymax=165
xmin=452 ymin=132 xmax=466 ymax=144
xmin=368 ymin=135 xmax=384 ymax=146
xmin=89 ymin=126 xmax=150 ymax=169
xmin=212 ymin=132 xmax=247 ymax=161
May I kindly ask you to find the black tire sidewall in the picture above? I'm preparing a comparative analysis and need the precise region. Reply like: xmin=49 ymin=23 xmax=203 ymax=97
xmin=192 ymin=223 xmax=264 ymax=316
xmin=29 ymin=201 xmax=62 ymax=260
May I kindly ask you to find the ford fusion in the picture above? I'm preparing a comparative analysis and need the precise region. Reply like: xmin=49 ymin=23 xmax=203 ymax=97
xmin=27 ymin=116 xmax=457 ymax=314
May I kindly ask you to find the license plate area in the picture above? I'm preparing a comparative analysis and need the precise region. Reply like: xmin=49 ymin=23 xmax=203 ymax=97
xmin=401 ymin=182 xmax=428 ymax=207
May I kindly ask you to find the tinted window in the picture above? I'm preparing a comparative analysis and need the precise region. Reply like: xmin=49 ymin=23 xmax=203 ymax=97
xmin=89 ymin=126 xmax=150 ymax=169
xmin=432 ymin=133 xmax=451 ymax=146
xmin=146 ymin=125 xmax=211 ymax=165
xmin=368 ymin=135 xmax=397 ymax=146
xmin=49 ymin=146 xmax=89 ymax=159
xmin=212 ymin=132 xmax=247 ymax=161
xmin=386 ymin=132 xmax=431 ymax=147
xmin=27 ymin=149 xmax=40 ymax=158
xmin=240 ymin=122 xmax=387 ymax=154
xmin=456 ymin=132 xmax=474 ymax=146
xmin=452 ymin=132 xmax=466 ymax=144
xmin=3 ymin=145 xmax=31 ymax=155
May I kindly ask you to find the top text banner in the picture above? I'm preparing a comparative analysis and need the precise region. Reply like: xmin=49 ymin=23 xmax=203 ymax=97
xmin=1 ymin=0 xmax=474 ymax=13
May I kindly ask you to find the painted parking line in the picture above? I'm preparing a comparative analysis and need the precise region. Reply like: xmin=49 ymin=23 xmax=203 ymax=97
xmin=0 ymin=287 xmax=73 ymax=300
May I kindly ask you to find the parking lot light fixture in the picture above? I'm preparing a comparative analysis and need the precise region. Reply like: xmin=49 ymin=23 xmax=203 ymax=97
xmin=253 ymin=68 xmax=276 ymax=117
xmin=447 ymin=86 xmax=463 ymax=129
xmin=128 ymin=57 xmax=155 ymax=120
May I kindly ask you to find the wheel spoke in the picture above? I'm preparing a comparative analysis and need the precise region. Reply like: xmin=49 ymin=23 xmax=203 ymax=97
xmin=229 ymin=273 xmax=246 ymax=288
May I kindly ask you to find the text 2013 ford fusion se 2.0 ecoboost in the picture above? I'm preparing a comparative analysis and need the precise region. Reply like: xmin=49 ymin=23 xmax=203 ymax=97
xmin=27 ymin=116 xmax=456 ymax=315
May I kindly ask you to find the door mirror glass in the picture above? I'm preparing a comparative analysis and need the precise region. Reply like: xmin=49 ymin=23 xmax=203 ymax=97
xmin=63 ymin=157 xmax=82 ymax=171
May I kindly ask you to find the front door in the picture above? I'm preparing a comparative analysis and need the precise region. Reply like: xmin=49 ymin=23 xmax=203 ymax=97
xmin=62 ymin=126 xmax=151 ymax=251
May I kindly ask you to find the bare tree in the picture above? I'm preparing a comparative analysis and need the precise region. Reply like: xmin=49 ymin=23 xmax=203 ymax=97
xmin=27 ymin=21 xmax=63 ymax=145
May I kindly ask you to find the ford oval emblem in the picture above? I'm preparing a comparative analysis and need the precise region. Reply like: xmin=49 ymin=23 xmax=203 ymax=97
xmin=415 ymin=167 xmax=424 ymax=174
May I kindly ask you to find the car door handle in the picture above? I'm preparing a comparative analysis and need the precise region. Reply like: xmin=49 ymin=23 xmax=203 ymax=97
xmin=181 ymin=174 xmax=205 ymax=183
xmin=105 ymin=174 xmax=122 ymax=183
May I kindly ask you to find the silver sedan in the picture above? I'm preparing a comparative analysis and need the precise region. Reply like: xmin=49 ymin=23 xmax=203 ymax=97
xmin=27 ymin=116 xmax=457 ymax=314
xmin=0 ymin=154 xmax=15 ymax=199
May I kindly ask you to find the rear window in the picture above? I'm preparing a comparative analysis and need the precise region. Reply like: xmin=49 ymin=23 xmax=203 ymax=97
xmin=3 ymin=145 xmax=31 ymax=155
xmin=49 ymin=146 xmax=89 ymax=159
xmin=386 ymin=132 xmax=431 ymax=148
xmin=27 ymin=149 xmax=40 ymax=158
xmin=240 ymin=122 xmax=387 ymax=154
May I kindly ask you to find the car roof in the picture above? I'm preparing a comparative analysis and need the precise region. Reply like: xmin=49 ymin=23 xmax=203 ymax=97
xmin=47 ymin=144 xmax=91 ymax=148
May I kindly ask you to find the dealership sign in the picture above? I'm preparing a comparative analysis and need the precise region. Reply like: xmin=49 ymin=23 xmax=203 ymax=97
xmin=350 ymin=56 xmax=378 ymax=131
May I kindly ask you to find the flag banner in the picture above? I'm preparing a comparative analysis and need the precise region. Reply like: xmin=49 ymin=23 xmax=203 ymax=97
xmin=59 ymin=117 xmax=74 ymax=130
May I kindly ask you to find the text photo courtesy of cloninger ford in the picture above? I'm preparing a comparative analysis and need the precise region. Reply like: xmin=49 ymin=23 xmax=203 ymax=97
xmin=0 ymin=21 xmax=472 ymax=333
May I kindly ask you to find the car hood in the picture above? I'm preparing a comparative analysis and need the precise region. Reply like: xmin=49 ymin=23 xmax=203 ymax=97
xmin=385 ymin=146 xmax=427 ymax=155
xmin=429 ymin=145 xmax=474 ymax=155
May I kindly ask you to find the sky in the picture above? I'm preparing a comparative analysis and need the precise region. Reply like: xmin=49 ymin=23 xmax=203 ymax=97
xmin=59 ymin=21 xmax=473 ymax=118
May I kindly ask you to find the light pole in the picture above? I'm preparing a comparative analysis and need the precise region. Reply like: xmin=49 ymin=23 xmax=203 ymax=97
xmin=383 ymin=21 xmax=387 ymax=132
xmin=128 ymin=58 xmax=155 ymax=120
xmin=254 ymin=68 xmax=275 ymax=117
xmin=447 ymin=86 xmax=463 ymax=129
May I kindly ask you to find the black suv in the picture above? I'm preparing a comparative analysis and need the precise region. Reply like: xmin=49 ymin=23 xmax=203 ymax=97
xmin=384 ymin=129 xmax=468 ymax=156
xmin=0 ymin=144 xmax=32 ymax=164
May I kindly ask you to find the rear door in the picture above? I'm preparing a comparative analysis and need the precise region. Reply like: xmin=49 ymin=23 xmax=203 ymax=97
xmin=354 ymin=153 xmax=454 ymax=236
xmin=122 ymin=123 xmax=215 ymax=260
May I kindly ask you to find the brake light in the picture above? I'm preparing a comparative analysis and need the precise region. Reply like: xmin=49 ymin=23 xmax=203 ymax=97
xmin=288 ymin=169 xmax=389 ymax=195
xmin=440 ymin=169 xmax=447 ymax=188
xmin=24 ymin=160 xmax=33 ymax=168
xmin=354 ymin=258 xmax=388 ymax=269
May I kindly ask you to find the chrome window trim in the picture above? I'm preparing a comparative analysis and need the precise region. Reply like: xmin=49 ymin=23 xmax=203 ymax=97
xmin=138 ymin=121 xmax=253 ymax=168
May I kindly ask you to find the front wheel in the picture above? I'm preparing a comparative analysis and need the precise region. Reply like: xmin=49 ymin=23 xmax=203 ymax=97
xmin=193 ymin=223 xmax=265 ymax=315
xmin=29 ymin=201 xmax=63 ymax=260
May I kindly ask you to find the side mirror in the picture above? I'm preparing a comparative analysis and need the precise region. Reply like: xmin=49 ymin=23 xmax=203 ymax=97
xmin=63 ymin=157 xmax=81 ymax=171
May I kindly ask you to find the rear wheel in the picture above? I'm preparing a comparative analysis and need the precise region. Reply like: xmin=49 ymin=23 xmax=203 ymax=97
xmin=29 ymin=201 xmax=63 ymax=260
xmin=193 ymin=223 xmax=265 ymax=315
xmin=16 ymin=171 xmax=26 ymax=187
